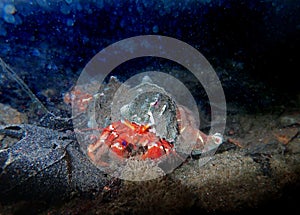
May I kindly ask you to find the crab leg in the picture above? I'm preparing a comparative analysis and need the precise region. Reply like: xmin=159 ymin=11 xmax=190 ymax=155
xmin=87 ymin=139 xmax=110 ymax=166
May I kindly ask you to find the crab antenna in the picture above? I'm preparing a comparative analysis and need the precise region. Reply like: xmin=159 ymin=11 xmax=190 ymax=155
xmin=121 ymin=119 xmax=135 ymax=131
xmin=141 ymin=124 xmax=151 ymax=133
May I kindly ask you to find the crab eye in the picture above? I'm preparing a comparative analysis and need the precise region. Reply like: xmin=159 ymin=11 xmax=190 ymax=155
xmin=121 ymin=140 xmax=127 ymax=146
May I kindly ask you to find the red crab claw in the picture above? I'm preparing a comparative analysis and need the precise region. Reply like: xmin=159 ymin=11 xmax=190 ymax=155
xmin=141 ymin=139 xmax=174 ymax=160
xmin=141 ymin=142 xmax=165 ymax=160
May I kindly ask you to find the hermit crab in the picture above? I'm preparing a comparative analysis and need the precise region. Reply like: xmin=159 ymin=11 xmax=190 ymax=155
xmin=67 ymin=72 xmax=223 ymax=176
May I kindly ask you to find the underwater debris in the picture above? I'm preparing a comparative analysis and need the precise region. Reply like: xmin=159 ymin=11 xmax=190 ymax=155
xmin=273 ymin=127 xmax=299 ymax=145
xmin=0 ymin=57 xmax=77 ymax=128
xmin=0 ymin=58 xmax=49 ymax=115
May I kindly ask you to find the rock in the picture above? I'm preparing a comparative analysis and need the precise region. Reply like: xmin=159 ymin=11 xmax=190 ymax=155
xmin=0 ymin=103 xmax=28 ymax=125
xmin=0 ymin=103 xmax=28 ymax=149
xmin=286 ymin=137 xmax=300 ymax=154
xmin=279 ymin=111 xmax=300 ymax=127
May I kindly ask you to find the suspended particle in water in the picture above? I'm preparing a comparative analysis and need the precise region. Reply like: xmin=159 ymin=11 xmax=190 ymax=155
xmin=152 ymin=25 xmax=159 ymax=33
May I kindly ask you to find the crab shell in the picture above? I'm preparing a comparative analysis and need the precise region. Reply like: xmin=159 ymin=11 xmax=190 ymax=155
xmin=112 ymin=77 xmax=223 ymax=156
xmin=110 ymin=77 xmax=180 ymax=144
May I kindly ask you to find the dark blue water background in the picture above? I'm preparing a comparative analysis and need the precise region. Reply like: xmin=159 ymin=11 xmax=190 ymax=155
xmin=0 ymin=0 xmax=299 ymax=113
